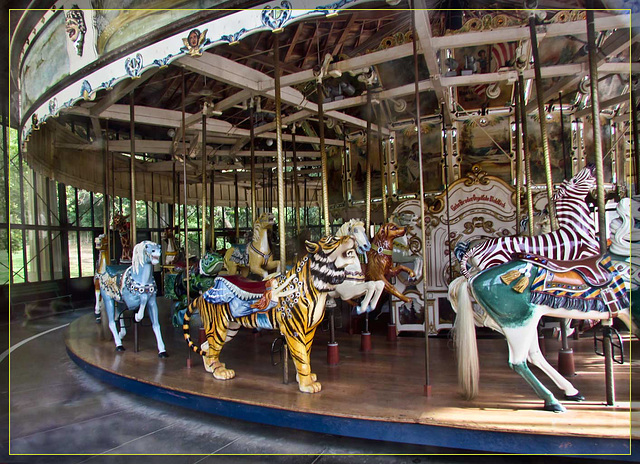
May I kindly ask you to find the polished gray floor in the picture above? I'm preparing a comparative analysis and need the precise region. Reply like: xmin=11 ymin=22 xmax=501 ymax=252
xmin=0 ymin=306 xmax=626 ymax=463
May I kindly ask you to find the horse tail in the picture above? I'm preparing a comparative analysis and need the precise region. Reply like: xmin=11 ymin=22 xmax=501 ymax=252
xmin=449 ymin=276 xmax=479 ymax=399
xmin=183 ymin=297 xmax=206 ymax=356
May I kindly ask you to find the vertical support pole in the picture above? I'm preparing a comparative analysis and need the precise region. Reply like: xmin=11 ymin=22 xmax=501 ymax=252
xmin=587 ymin=6 xmax=613 ymax=405
xmin=129 ymin=91 xmax=137 ymax=243
xmin=377 ymin=103 xmax=387 ymax=221
xmin=529 ymin=15 xmax=557 ymax=231
xmin=558 ymin=92 xmax=569 ymax=180
xmin=210 ymin=165 xmax=215 ymax=251
xmin=292 ymin=125 xmax=301 ymax=235
xmin=632 ymin=85 xmax=639 ymax=195
xmin=250 ymin=97 xmax=257 ymax=223
xmin=518 ymin=74 xmax=535 ymax=236
xmin=201 ymin=111 xmax=207 ymax=255
xmin=235 ymin=171 xmax=240 ymax=241
xmin=365 ymin=90 xmax=372 ymax=234
xmin=274 ymin=34 xmax=286 ymax=272
xmin=318 ymin=82 xmax=330 ymax=236
xmin=181 ymin=69 xmax=190 ymax=307
xmin=514 ymin=79 xmax=522 ymax=234
xmin=412 ymin=4 xmax=431 ymax=396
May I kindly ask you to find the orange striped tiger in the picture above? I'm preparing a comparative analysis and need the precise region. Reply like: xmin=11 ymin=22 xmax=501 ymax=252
xmin=183 ymin=235 xmax=358 ymax=393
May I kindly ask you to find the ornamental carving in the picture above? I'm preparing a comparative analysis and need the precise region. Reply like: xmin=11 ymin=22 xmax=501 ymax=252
xmin=463 ymin=165 xmax=492 ymax=186
xmin=445 ymin=13 xmax=523 ymax=35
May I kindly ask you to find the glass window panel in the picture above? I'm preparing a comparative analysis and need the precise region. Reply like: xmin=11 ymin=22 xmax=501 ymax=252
xmin=11 ymin=229 xmax=24 ymax=283
xmin=68 ymin=232 xmax=80 ymax=278
xmin=0 ymin=135 xmax=5 ymax=224
xmin=25 ymin=229 xmax=38 ymax=282
xmin=49 ymin=180 xmax=60 ymax=226
xmin=67 ymin=186 xmax=77 ymax=225
xmin=36 ymin=173 xmax=48 ymax=226
xmin=80 ymin=231 xmax=94 ymax=277
xmin=0 ymin=229 xmax=9 ymax=285
xmin=187 ymin=231 xmax=199 ymax=259
xmin=135 ymin=200 xmax=147 ymax=229
xmin=23 ymin=164 xmax=35 ymax=225
xmin=51 ymin=231 xmax=63 ymax=280
xmin=93 ymin=193 xmax=104 ymax=228
xmin=39 ymin=230 xmax=51 ymax=281
xmin=77 ymin=190 xmax=92 ymax=227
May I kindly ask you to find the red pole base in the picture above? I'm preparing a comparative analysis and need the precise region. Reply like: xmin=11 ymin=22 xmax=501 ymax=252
xmin=387 ymin=323 xmax=397 ymax=342
xmin=424 ymin=384 xmax=432 ymax=396
xmin=327 ymin=342 xmax=340 ymax=365
xmin=198 ymin=327 xmax=206 ymax=346
xmin=558 ymin=349 xmax=576 ymax=377
xmin=360 ymin=332 xmax=372 ymax=352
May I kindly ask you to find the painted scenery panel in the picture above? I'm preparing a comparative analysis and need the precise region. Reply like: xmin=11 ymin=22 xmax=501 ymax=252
xmin=583 ymin=115 xmax=613 ymax=182
xmin=459 ymin=115 xmax=511 ymax=182
xmin=525 ymin=113 xmax=571 ymax=184
xmin=395 ymin=124 xmax=442 ymax=195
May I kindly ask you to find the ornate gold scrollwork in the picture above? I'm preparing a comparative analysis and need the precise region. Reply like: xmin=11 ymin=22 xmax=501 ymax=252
xmin=463 ymin=165 xmax=492 ymax=186
xmin=463 ymin=217 xmax=495 ymax=235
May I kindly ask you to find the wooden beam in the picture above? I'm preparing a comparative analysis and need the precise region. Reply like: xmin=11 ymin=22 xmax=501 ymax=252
xmin=90 ymin=68 xmax=159 ymax=116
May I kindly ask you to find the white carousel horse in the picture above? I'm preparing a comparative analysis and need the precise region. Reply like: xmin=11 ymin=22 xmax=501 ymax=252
xmin=224 ymin=212 xmax=280 ymax=279
xmin=161 ymin=227 xmax=179 ymax=268
xmin=93 ymin=233 xmax=109 ymax=323
xmin=330 ymin=219 xmax=385 ymax=314
xmin=98 ymin=241 xmax=167 ymax=357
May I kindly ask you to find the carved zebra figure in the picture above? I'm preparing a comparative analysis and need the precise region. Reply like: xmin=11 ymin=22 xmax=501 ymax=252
xmin=457 ymin=165 xmax=599 ymax=279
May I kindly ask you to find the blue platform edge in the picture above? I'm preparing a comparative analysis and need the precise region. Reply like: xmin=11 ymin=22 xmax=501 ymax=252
xmin=67 ymin=348 xmax=636 ymax=459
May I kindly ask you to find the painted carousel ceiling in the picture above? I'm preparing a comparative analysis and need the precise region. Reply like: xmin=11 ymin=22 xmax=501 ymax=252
xmin=8 ymin=0 xmax=638 ymax=204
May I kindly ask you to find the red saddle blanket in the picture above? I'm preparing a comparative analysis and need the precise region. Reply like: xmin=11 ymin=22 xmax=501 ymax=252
xmin=218 ymin=274 xmax=267 ymax=294
xmin=513 ymin=252 xmax=611 ymax=287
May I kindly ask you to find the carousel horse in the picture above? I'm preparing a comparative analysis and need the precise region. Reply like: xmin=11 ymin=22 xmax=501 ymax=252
xmin=98 ymin=241 xmax=168 ymax=357
xmin=329 ymin=219 xmax=385 ymax=315
xmin=161 ymin=227 xmax=180 ymax=268
xmin=389 ymin=212 xmax=423 ymax=283
xmin=93 ymin=233 xmax=109 ymax=323
xmin=183 ymin=235 xmax=359 ymax=393
xmin=166 ymin=251 xmax=225 ymax=327
xmin=458 ymin=165 xmax=599 ymax=279
xmin=112 ymin=213 xmax=133 ymax=264
xmin=224 ymin=212 xmax=280 ymax=279
xmin=365 ymin=222 xmax=415 ymax=303
xmin=448 ymin=249 xmax=636 ymax=412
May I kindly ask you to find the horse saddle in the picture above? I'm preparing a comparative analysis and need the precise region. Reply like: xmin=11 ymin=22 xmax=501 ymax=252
xmin=513 ymin=252 xmax=612 ymax=287
xmin=230 ymin=244 xmax=249 ymax=266
xmin=105 ymin=264 xmax=130 ymax=276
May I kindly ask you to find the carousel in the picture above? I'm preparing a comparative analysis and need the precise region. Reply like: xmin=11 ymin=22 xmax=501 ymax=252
xmin=10 ymin=0 xmax=639 ymax=456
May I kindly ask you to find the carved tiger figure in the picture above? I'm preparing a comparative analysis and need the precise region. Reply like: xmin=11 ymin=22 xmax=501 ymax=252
xmin=183 ymin=235 xmax=358 ymax=393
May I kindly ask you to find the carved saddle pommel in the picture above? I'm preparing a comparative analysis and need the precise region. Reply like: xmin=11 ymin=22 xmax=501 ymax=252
xmin=513 ymin=252 xmax=612 ymax=287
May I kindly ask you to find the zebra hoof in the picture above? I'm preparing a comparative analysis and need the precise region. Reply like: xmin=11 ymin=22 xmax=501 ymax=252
xmin=116 ymin=345 xmax=126 ymax=352
xmin=543 ymin=402 xmax=566 ymax=413
xmin=95 ymin=317 xmax=101 ymax=324
xmin=564 ymin=392 xmax=585 ymax=402
xmin=158 ymin=351 xmax=169 ymax=358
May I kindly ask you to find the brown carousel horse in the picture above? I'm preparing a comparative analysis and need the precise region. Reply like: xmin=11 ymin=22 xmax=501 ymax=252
xmin=112 ymin=213 xmax=132 ymax=263
xmin=365 ymin=222 xmax=415 ymax=302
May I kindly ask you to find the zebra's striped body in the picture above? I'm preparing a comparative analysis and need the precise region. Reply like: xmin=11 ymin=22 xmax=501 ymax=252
xmin=459 ymin=166 xmax=598 ymax=279
xmin=183 ymin=235 xmax=358 ymax=393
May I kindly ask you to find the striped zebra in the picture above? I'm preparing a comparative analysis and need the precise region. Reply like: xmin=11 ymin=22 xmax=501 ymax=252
xmin=458 ymin=165 xmax=598 ymax=279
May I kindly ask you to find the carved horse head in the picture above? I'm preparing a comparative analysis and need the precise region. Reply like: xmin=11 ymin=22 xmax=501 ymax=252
xmin=95 ymin=233 xmax=108 ymax=251
xmin=131 ymin=241 xmax=162 ymax=274
xmin=336 ymin=219 xmax=370 ymax=254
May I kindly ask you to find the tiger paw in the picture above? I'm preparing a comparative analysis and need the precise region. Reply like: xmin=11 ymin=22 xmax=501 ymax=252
xmin=298 ymin=380 xmax=322 ymax=393
xmin=296 ymin=372 xmax=317 ymax=383
xmin=212 ymin=363 xmax=235 ymax=380
xmin=202 ymin=356 xmax=215 ymax=373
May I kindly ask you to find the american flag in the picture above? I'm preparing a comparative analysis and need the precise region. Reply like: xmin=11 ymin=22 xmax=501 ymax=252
xmin=472 ymin=41 xmax=517 ymax=97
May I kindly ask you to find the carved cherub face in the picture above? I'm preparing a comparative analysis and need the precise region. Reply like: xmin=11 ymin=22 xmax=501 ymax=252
xmin=188 ymin=30 xmax=199 ymax=48
xmin=66 ymin=18 xmax=80 ymax=42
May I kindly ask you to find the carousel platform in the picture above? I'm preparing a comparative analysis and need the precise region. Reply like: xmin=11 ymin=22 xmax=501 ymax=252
xmin=65 ymin=303 xmax=637 ymax=457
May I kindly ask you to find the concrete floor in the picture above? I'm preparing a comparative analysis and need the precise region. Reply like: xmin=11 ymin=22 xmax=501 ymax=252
xmin=0 ymin=306 xmax=631 ymax=463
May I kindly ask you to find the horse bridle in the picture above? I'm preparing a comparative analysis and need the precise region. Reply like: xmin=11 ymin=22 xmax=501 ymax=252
xmin=250 ymin=242 xmax=272 ymax=266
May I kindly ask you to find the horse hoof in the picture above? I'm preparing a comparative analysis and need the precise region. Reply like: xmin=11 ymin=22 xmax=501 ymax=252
xmin=95 ymin=317 xmax=101 ymax=324
xmin=158 ymin=352 xmax=169 ymax=358
xmin=565 ymin=392 xmax=585 ymax=402
xmin=544 ymin=403 xmax=566 ymax=413
xmin=116 ymin=345 xmax=126 ymax=352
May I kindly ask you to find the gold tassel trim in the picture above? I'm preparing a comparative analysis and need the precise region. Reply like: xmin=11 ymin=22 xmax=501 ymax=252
xmin=512 ymin=275 xmax=530 ymax=293
xmin=500 ymin=269 xmax=522 ymax=285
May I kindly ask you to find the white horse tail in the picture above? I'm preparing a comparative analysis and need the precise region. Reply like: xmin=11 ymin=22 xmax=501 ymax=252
xmin=616 ymin=307 xmax=639 ymax=340
xmin=449 ymin=276 xmax=479 ymax=400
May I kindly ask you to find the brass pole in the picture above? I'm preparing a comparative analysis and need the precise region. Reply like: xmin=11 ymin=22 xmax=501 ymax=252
xmin=317 ymin=83 xmax=330 ymax=236
xmin=292 ymin=125 xmax=301 ymax=235
xmin=274 ymin=34 xmax=286 ymax=269
xmin=250 ymin=97 xmax=257 ymax=222
xmin=201 ymin=111 xmax=207 ymax=256
xmin=412 ymin=5 xmax=431 ymax=396
xmin=104 ymin=122 xmax=110 ymax=244
xmin=235 ymin=171 xmax=240 ymax=240
xmin=377 ymin=102 xmax=387 ymax=220
xmin=529 ymin=15 xmax=558 ymax=230
xmin=210 ymin=168 xmax=215 ymax=251
xmin=181 ymin=69 xmax=190 ymax=305
xmin=129 ymin=91 xmax=137 ymax=243
xmin=514 ymin=79 xmax=522 ymax=234
xmin=559 ymin=92 xmax=569 ymax=180
xmin=518 ymin=73 xmax=535 ymax=236
xmin=365 ymin=89 xmax=372 ymax=233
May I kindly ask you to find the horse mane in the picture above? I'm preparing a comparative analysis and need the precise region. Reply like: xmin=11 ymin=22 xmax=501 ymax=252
xmin=336 ymin=218 xmax=364 ymax=237
xmin=131 ymin=240 xmax=152 ymax=274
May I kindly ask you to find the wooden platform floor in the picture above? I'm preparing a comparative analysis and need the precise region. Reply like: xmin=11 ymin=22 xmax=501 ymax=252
xmin=65 ymin=305 xmax=638 ymax=455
